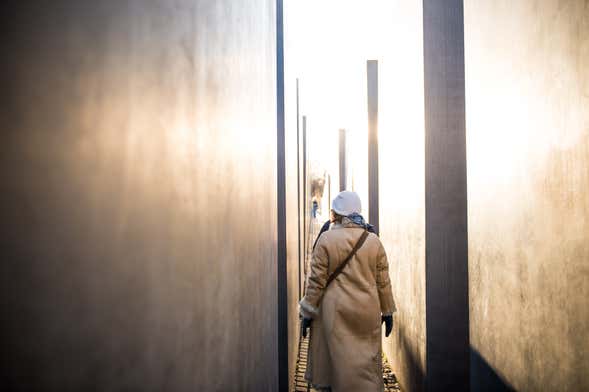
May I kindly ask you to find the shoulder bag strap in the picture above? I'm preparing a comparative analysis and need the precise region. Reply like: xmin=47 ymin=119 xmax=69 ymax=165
xmin=324 ymin=229 xmax=369 ymax=289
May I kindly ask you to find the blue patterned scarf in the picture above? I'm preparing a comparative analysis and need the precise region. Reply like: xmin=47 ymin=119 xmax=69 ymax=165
xmin=347 ymin=212 xmax=375 ymax=233
xmin=313 ymin=213 xmax=376 ymax=250
xmin=347 ymin=212 xmax=366 ymax=227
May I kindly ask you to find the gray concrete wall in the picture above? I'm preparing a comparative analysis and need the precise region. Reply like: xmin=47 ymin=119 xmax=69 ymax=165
xmin=284 ymin=3 xmax=302 ymax=389
xmin=464 ymin=1 xmax=589 ymax=390
xmin=284 ymin=93 xmax=301 ymax=391
xmin=423 ymin=1 xmax=470 ymax=389
xmin=0 ymin=1 xmax=279 ymax=390
xmin=379 ymin=2 xmax=426 ymax=391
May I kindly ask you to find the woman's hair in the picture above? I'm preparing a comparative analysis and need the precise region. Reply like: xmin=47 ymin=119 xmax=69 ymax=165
xmin=330 ymin=210 xmax=344 ymax=223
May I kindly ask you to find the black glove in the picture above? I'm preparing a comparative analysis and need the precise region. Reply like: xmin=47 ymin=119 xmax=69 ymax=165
xmin=381 ymin=315 xmax=393 ymax=337
xmin=301 ymin=317 xmax=312 ymax=338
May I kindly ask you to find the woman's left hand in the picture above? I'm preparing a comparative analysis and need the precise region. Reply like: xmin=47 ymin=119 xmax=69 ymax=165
xmin=301 ymin=317 xmax=312 ymax=338
xmin=381 ymin=315 xmax=393 ymax=337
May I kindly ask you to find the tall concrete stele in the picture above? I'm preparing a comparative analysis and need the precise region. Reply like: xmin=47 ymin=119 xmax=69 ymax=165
xmin=339 ymin=128 xmax=347 ymax=191
xmin=303 ymin=115 xmax=308 ymax=269
xmin=367 ymin=60 xmax=379 ymax=234
xmin=0 ymin=1 xmax=287 ymax=391
xmin=296 ymin=78 xmax=303 ymax=300
xmin=423 ymin=0 xmax=470 ymax=390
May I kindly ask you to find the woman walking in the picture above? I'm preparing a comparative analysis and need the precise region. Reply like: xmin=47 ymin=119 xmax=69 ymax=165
xmin=300 ymin=191 xmax=396 ymax=392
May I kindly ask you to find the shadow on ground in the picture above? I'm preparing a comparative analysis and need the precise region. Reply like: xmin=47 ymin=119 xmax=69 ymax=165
xmin=470 ymin=348 xmax=516 ymax=392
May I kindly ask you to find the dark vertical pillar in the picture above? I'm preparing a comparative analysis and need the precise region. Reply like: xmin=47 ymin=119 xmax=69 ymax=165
xmin=423 ymin=0 xmax=469 ymax=390
xmin=275 ymin=0 xmax=288 ymax=390
xmin=296 ymin=79 xmax=302 ymax=300
xmin=339 ymin=128 xmax=347 ymax=191
xmin=302 ymin=116 xmax=308 ymax=271
xmin=367 ymin=60 xmax=379 ymax=234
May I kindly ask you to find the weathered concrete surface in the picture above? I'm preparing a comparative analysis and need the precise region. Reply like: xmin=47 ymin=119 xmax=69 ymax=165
xmin=283 ymin=3 xmax=302 ymax=390
xmin=464 ymin=1 xmax=589 ymax=390
xmin=423 ymin=1 xmax=470 ymax=389
xmin=0 ymin=1 xmax=278 ymax=390
xmin=379 ymin=2 xmax=426 ymax=391
xmin=367 ymin=60 xmax=380 ymax=235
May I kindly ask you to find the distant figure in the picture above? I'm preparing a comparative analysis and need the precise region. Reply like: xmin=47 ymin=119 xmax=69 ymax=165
xmin=312 ymin=200 xmax=318 ymax=218
xmin=311 ymin=175 xmax=326 ymax=215
xmin=300 ymin=191 xmax=396 ymax=392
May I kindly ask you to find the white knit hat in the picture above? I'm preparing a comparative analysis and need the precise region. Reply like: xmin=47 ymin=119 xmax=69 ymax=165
xmin=331 ymin=191 xmax=362 ymax=216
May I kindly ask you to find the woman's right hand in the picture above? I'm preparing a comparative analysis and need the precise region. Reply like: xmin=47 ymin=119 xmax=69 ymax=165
xmin=301 ymin=317 xmax=312 ymax=338
xmin=381 ymin=314 xmax=393 ymax=337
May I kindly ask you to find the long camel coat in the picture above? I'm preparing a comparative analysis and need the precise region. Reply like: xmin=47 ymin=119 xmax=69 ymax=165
xmin=300 ymin=218 xmax=396 ymax=392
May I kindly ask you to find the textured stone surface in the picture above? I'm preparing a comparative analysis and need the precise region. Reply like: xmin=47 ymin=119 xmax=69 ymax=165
xmin=0 ymin=1 xmax=278 ymax=390
xmin=423 ymin=1 xmax=470 ymax=389
xmin=465 ymin=0 xmax=589 ymax=390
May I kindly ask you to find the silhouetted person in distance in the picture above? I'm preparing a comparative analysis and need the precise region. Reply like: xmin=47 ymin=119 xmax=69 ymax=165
xmin=300 ymin=191 xmax=396 ymax=392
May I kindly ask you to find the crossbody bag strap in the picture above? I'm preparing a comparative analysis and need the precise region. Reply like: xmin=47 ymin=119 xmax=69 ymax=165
xmin=324 ymin=229 xmax=369 ymax=289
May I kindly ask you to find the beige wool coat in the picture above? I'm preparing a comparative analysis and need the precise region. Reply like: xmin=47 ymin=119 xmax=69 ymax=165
xmin=300 ymin=219 xmax=396 ymax=392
